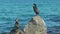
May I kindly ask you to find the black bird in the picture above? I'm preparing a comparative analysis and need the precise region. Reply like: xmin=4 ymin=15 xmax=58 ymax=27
xmin=33 ymin=3 xmax=39 ymax=15
xmin=15 ymin=18 xmax=19 ymax=29
xmin=9 ymin=18 xmax=25 ymax=34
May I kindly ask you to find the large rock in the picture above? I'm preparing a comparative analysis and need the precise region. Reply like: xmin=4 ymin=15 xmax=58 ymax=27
xmin=24 ymin=15 xmax=47 ymax=34
xmin=24 ymin=3 xmax=47 ymax=34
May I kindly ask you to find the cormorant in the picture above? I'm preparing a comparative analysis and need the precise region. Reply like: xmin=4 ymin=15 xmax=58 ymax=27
xmin=33 ymin=3 xmax=39 ymax=15
xmin=9 ymin=18 xmax=25 ymax=34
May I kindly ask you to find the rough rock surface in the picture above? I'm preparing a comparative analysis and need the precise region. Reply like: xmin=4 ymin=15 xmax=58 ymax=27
xmin=24 ymin=15 xmax=47 ymax=34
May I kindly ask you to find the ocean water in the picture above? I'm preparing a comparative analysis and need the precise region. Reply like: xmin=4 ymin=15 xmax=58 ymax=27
xmin=0 ymin=0 xmax=60 ymax=34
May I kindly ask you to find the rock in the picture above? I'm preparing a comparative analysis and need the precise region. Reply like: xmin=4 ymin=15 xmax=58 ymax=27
xmin=24 ymin=3 xmax=47 ymax=34
xmin=24 ymin=15 xmax=47 ymax=34
xmin=10 ymin=29 xmax=25 ymax=34
xmin=9 ymin=3 xmax=47 ymax=34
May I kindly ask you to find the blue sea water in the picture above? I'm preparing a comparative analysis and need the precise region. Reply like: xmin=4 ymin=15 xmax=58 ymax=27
xmin=0 ymin=0 xmax=60 ymax=34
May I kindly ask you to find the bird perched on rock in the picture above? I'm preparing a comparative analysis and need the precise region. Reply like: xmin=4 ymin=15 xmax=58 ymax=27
xmin=15 ymin=18 xmax=19 ymax=29
xmin=24 ymin=3 xmax=47 ymax=34
xmin=9 ymin=18 xmax=25 ymax=34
